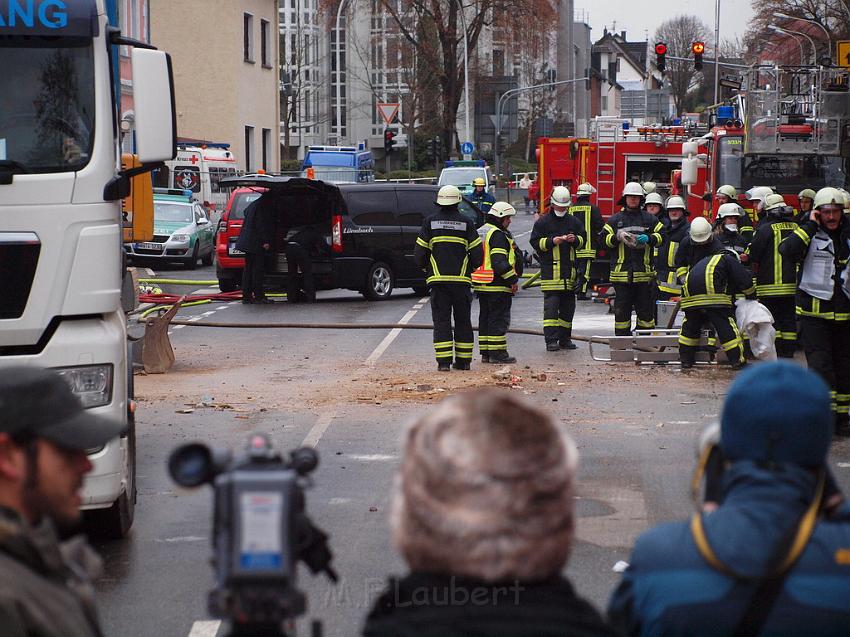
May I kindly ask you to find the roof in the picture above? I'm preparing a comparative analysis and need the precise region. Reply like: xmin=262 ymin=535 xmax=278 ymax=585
xmin=593 ymin=30 xmax=648 ymax=79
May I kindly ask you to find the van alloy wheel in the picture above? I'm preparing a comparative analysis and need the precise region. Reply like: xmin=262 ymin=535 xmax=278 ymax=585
xmin=363 ymin=261 xmax=394 ymax=301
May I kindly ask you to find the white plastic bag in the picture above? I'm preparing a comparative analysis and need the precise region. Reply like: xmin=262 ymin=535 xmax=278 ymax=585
xmin=735 ymin=299 xmax=776 ymax=361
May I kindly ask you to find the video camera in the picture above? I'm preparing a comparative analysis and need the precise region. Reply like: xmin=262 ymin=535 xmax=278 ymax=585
xmin=168 ymin=434 xmax=336 ymax=637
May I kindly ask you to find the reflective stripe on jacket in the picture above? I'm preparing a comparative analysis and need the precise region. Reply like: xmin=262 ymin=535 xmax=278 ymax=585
xmin=601 ymin=208 xmax=665 ymax=283
xmin=530 ymin=212 xmax=586 ymax=292
xmin=415 ymin=209 xmax=483 ymax=285
xmin=681 ymin=252 xmax=756 ymax=309
xmin=656 ymin=219 xmax=690 ymax=295
xmin=473 ymin=224 xmax=519 ymax=293
xmin=746 ymin=216 xmax=799 ymax=297
xmin=569 ymin=200 xmax=604 ymax=258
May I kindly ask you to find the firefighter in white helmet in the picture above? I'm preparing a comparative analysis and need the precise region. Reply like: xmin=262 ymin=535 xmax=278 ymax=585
xmin=571 ymin=183 xmax=604 ymax=299
xmin=715 ymin=184 xmax=753 ymax=240
xmin=795 ymin=188 xmax=817 ymax=224
xmin=415 ymin=185 xmax=484 ymax=371
xmin=472 ymin=201 xmax=522 ymax=364
xmin=656 ymin=195 xmax=691 ymax=300
xmin=644 ymin=193 xmax=665 ymax=217
xmin=779 ymin=187 xmax=850 ymax=435
xmin=715 ymin=202 xmax=750 ymax=260
xmin=745 ymin=193 xmax=799 ymax=358
xmin=531 ymin=186 xmax=586 ymax=351
xmin=601 ymin=182 xmax=666 ymax=335
xmin=642 ymin=181 xmax=657 ymax=195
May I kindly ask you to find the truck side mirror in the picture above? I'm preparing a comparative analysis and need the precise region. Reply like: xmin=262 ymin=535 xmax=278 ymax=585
xmin=132 ymin=49 xmax=177 ymax=163
xmin=681 ymin=157 xmax=699 ymax=186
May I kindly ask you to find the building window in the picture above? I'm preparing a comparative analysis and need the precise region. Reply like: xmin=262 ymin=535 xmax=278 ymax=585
xmin=493 ymin=50 xmax=504 ymax=76
xmin=243 ymin=13 xmax=254 ymax=63
xmin=262 ymin=128 xmax=271 ymax=171
xmin=261 ymin=19 xmax=270 ymax=67
xmin=245 ymin=126 xmax=255 ymax=172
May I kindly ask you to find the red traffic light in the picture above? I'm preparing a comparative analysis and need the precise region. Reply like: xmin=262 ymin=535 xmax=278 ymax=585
xmin=692 ymin=41 xmax=705 ymax=55
xmin=655 ymin=43 xmax=667 ymax=55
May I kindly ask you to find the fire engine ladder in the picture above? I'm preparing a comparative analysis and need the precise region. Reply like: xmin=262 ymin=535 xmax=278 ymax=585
xmin=595 ymin=126 xmax=618 ymax=213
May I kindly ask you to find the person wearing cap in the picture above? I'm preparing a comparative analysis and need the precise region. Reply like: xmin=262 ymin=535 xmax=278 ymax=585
xmin=601 ymin=182 xmax=666 ymax=336
xmin=469 ymin=177 xmax=495 ymax=216
xmin=416 ymin=185 xmax=484 ymax=371
xmin=0 ymin=366 xmax=126 ymax=637
xmin=746 ymin=193 xmax=800 ymax=358
xmin=714 ymin=202 xmax=750 ymax=260
xmin=714 ymin=185 xmax=754 ymax=241
xmin=795 ymin=188 xmax=817 ymax=224
xmin=570 ymin=183 xmax=604 ymax=300
xmin=363 ymin=390 xmax=618 ymax=637
xmin=779 ymin=187 xmax=850 ymax=436
xmin=473 ymin=202 xmax=522 ymax=364
xmin=656 ymin=196 xmax=690 ymax=300
xmin=676 ymin=217 xmax=755 ymax=369
xmin=609 ymin=361 xmax=850 ymax=636
xmin=531 ymin=186 xmax=586 ymax=351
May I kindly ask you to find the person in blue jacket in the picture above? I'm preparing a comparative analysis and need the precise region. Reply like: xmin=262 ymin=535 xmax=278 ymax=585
xmin=608 ymin=360 xmax=850 ymax=637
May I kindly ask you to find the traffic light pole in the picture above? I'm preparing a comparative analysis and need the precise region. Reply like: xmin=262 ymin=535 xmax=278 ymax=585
xmin=494 ymin=76 xmax=588 ymax=189
xmin=664 ymin=54 xmax=749 ymax=69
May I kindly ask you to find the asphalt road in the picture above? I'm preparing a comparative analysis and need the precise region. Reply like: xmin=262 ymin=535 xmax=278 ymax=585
xmin=98 ymin=214 xmax=850 ymax=637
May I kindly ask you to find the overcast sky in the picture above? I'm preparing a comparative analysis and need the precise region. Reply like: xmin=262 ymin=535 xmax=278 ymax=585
xmin=577 ymin=0 xmax=755 ymax=43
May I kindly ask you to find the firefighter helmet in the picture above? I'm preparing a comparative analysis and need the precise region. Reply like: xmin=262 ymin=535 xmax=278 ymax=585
xmin=798 ymin=188 xmax=816 ymax=201
xmin=472 ymin=177 xmax=486 ymax=187
xmin=666 ymin=195 xmax=686 ymax=210
xmin=642 ymin=181 xmax=657 ymax=194
xmin=576 ymin=183 xmax=596 ymax=196
xmin=436 ymin=185 xmax=463 ymax=206
xmin=747 ymin=186 xmax=773 ymax=203
xmin=622 ymin=182 xmax=645 ymax=198
xmin=717 ymin=202 xmax=744 ymax=219
xmin=689 ymin=217 xmax=712 ymax=244
xmin=489 ymin=201 xmax=517 ymax=218
xmin=644 ymin=193 xmax=665 ymax=206
xmin=716 ymin=185 xmax=737 ymax=199
xmin=551 ymin=186 xmax=571 ymax=206
xmin=763 ymin=193 xmax=787 ymax=211
xmin=813 ymin=187 xmax=845 ymax=210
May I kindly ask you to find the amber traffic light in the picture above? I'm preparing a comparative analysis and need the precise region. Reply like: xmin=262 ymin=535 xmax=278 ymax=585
xmin=692 ymin=41 xmax=705 ymax=70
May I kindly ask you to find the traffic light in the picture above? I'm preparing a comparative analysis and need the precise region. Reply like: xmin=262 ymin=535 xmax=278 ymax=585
xmin=692 ymin=41 xmax=705 ymax=71
xmin=434 ymin=136 xmax=442 ymax=161
xmin=384 ymin=127 xmax=397 ymax=153
xmin=428 ymin=137 xmax=436 ymax=162
xmin=655 ymin=42 xmax=667 ymax=73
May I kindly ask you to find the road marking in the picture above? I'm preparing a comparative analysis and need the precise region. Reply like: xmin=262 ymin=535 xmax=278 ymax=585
xmin=188 ymin=621 xmax=221 ymax=637
xmin=349 ymin=453 xmax=398 ymax=461
xmin=301 ymin=410 xmax=336 ymax=448
xmin=364 ymin=303 xmax=425 ymax=367
xmin=513 ymin=229 xmax=532 ymax=238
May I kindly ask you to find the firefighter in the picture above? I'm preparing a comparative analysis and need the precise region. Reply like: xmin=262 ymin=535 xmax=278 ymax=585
xmin=642 ymin=181 xmax=657 ymax=195
xmin=656 ymin=195 xmax=690 ymax=300
xmin=415 ymin=185 xmax=484 ymax=371
xmin=601 ymin=182 xmax=665 ymax=336
xmin=714 ymin=202 xmax=750 ymax=261
xmin=469 ymin=177 xmax=495 ymax=216
xmin=746 ymin=193 xmax=800 ymax=358
xmin=715 ymin=184 xmax=753 ymax=240
xmin=779 ymin=187 xmax=850 ymax=436
xmin=531 ymin=186 xmax=586 ymax=351
xmin=796 ymin=188 xmax=816 ymax=224
xmin=674 ymin=217 xmax=726 ymax=280
xmin=644 ymin=192 xmax=664 ymax=218
xmin=746 ymin=186 xmax=774 ymax=225
xmin=473 ymin=201 xmax=521 ymax=364
xmin=570 ymin=182 xmax=604 ymax=300
xmin=678 ymin=221 xmax=755 ymax=370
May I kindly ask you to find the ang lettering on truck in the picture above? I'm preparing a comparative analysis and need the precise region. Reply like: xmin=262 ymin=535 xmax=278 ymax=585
xmin=0 ymin=0 xmax=95 ymax=36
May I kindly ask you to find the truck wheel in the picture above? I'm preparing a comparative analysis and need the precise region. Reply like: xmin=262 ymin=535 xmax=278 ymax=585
xmin=362 ymin=261 xmax=394 ymax=301
xmin=184 ymin=243 xmax=199 ymax=270
xmin=218 ymin=277 xmax=239 ymax=293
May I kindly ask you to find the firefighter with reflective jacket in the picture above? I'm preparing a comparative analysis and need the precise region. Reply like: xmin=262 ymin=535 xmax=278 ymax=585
xmin=715 ymin=202 xmax=751 ymax=260
xmin=473 ymin=202 xmax=522 ymax=364
xmin=656 ymin=195 xmax=690 ymax=300
xmin=715 ymin=185 xmax=754 ymax=241
xmin=570 ymin=182 xmax=604 ymax=300
xmin=746 ymin=193 xmax=800 ymax=358
xmin=415 ymin=185 xmax=484 ymax=371
xmin=531 ymin=186 xmax=586 ymax=351
xmin=779 ymin=187 xmax=850 ymax=436
xmin=601 ymin=182 xmax=666 ymax=336
xmin=678 ymin=218 xmax=755 ymax=369
xmin=796 ymin=188 xmax=817 ymax=224
xmin=469 ymin=177 xmax=495 ymax=216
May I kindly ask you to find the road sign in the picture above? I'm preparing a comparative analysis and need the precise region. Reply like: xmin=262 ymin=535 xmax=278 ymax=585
xmin=376 ymin=102 xmax=400 ymax=124
xmin=838 ymin=41 xmax=850 ymax=69
xmin=488 ymin=114 xmax=509 ymax=129
xmin=460 ymin=141 xmax=474 ymax=155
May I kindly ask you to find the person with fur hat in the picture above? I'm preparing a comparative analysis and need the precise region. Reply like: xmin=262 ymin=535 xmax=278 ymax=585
xmin=609 ymin=361 xmax=850 ymax=636
xmin=363 ymin=390 xmax=617 ymax=637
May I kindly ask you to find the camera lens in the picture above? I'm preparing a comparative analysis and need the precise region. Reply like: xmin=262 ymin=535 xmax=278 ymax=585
xmin=168 ymin=443 xmax=213 ymax=487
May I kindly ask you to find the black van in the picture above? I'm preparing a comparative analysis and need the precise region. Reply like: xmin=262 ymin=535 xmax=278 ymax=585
xmin=218 ymin=176 xmax=483 ymax=300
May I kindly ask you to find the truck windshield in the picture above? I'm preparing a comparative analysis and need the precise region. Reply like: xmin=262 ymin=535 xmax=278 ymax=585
xmin=439 ymin=169 xmax=484 ymax=187
xmin=0 ymin=42 xmax=95 ymax=174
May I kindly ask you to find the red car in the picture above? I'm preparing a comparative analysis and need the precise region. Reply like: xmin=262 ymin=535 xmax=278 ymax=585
xmin=215 ymin=187 xmax=265 ymax=292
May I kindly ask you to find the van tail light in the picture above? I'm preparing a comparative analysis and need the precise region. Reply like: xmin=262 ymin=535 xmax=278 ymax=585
xmin=331 ymin=215 xmax=343 ymax=253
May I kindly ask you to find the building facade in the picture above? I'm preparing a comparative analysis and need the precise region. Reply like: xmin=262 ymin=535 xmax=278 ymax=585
xmin=150 ymin=0 xmax=280 ymax=172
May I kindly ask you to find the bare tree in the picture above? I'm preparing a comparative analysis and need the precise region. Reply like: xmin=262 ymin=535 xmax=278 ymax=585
xmin=654 ymin=15 xmax=710 ymax=115
xmin=745 ymin=0 xmax=850 ymax=62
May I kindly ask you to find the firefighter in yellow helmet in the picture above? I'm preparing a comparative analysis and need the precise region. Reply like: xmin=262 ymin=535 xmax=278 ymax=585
xmin=473 ymin=202 xmax=523 ymax=364
xmin=415 ymin=185 xmax=484 ymax=371
xmin=469 ymin=177 xmax=495 ymax=216
xmin=570 ymin=182 xmax=604 ymax=300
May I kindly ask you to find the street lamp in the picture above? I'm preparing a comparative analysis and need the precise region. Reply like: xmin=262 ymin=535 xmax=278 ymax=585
xmin=769 ymin=25 xmax=806 ymax=65
xmin=774 ymin=25 xmax=817 ymax=64
xmin=334 ymin=0 xmax=349 ymax=141
xmin=772 ymin=12 xmax=832 ymax=63
xmin=713 ymin=0 xmax=720 ymax=110
xmin=458 ymin=4 xmax=470 ymax=156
